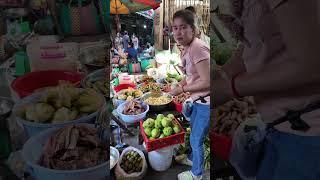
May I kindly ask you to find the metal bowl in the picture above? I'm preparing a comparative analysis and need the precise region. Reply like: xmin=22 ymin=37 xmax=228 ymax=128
xmin=140 ymin=92 xmax=173 ymax=112
xmin=110 ymin=146 xmax=120 ymax=170
xmin=81 ymin=68 xmax=108 ymax=98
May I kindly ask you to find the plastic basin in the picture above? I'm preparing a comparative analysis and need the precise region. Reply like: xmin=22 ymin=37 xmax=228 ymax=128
xmin=113 ymin=84 xmax=136 ymax=93
xmin=12 ymin=90 xmax=104 ymax=138
xmin=211 ymin=132 xmax=232 ymax=161
xmin=11 ymin=70 xmax=83 ymax=98
xmin=22 ymin=125 xmax=108 ymax=180
xmin=116 ymin=101 xmax=149 ymax=124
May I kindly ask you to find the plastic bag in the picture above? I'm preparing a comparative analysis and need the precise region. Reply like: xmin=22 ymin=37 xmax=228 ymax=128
xmin=229 ymin=114 xmax=267 ymax=179
xmin=115 ymin=146 xmax=148 ymax=180
xmin=182 ymin=98 xmax=193 ymax=121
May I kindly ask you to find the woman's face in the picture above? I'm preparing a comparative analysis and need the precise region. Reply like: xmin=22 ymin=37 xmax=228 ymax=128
xmin=172 ymin=17 xmax=194 ymax=46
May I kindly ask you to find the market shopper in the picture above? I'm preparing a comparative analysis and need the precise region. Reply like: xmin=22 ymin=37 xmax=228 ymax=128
xmin=122 ymin=31 xmax=130 ymax=50
xmin=125 ymin=42 xmax=138 ymax=60
xmin=169 ymin=10 xmax=210 ymax=180
xmin=213 ymin=0 xmax=320 ymax=179
xmin=132 ymin=34 xmax=139 ymax=50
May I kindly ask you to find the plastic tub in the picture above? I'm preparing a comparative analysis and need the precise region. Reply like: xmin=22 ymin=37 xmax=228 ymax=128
xmin=22 ymin=125 xmax=108 ymax=180
xmin=113 ymin=84 xmax=136 ymax=93
xmin=12 ymin=90 xmax=103 ymax=138
xmin=116 ymin=101 xmax=149 ymax=124
xmin=11 ymin=70 xmax=83 ymax=98
xmin=173 ymin=101 xmax=183 ymax=113
xmin=211 ymin=132 xmax=232 ymax=161
xmin=148 ymin=146 xmax=173 ymax=171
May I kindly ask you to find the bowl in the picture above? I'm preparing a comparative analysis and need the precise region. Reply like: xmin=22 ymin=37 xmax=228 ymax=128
xmin=110 ymin=146 xmax=120 ymax=170
xmin=22 ymin=124 xmax=108 ymax=180
xmin=81 ymin=68 xmax=108 ymax=98
xmin=140 ymin=92 xmax=173 ymax=112
xmin=11 ymin=70 xmax=83 ymax=98
xmin=116 ymin=101 xmax=149 ymax=124
xmin=12 ymin=89 xmax=104 ymax=138
xmin=113 ymin=89 xmax=143 ymax=108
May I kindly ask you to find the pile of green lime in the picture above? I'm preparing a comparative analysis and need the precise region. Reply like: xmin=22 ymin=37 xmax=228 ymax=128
xmin=142 ymin=114 xmax=181 ymax=140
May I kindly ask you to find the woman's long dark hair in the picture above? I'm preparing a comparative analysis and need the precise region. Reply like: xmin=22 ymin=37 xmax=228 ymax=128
xmin=173 ymin=10 xmax=196 ymax=33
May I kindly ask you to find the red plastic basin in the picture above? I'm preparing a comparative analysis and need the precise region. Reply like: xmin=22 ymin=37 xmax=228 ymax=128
xmin=113 ymin=83 xmax=136 ymax=93
xmin=11 ymin=70 xmax=83 ymax=98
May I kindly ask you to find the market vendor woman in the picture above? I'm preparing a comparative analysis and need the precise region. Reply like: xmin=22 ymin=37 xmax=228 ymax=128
xmin=169 ymin=10 xmax=210 ymax=180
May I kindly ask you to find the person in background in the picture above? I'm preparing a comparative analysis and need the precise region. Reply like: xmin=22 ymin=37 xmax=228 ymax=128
xmin=122 ymin=31 xmax=129 ymax=50
xmin=185 ymin=6 xmax=210 ymax=46
xmin=169 ymin=9 xmax=210 ymax=180
xmin=114 ymin=32 xmax=123 ymax=49
xmin=132 ymin=34 xmax=139 ymax=50
xmin=125 ymin=42 xmax=138 ymax=60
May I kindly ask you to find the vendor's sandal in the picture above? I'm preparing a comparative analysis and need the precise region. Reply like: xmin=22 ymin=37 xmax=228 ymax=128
xmin=175 ymin=154 xmax=193 ymax=166
xmin=178 ymin=171 xmax=202 ymax=180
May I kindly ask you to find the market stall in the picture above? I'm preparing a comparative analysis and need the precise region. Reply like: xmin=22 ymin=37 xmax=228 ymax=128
xmin=109 ymin=60 xmax=210 ymax=179
xmin=0 ymin=1 xmax=110 ymax=179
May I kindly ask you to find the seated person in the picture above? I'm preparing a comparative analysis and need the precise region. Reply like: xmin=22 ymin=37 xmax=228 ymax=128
xmin=125 ymin=42 xmax=138 ymax=60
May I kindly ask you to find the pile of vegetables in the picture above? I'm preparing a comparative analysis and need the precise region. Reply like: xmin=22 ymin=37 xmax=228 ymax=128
xmin=138 ymin=83 xmax=161 ymax=93
xmin=213 ymin=97 xmax=257 ymax=136
xmin=140 ymin=75 xmax=155 ymax=83
xmin=122 ymin=101 xmax=146 ymax=115
xmin=84 ymin=79 xmax=108 ymax=96
xmin=120 ymin=150 xmax=143 ymax=174
xmin=165 ymin=73 xmax=183 ymax=83
xmin=173 ymin=93 xmax=191 ymax=104
xmin=142 ymin=114 xmax=181 ymax=140
xmin=115 ymin=88 xmax=143 ymax=101
xmin=21 ymin=84 xmax=103 ymax=124
xmin=175 ymin=127 xmax=210 ymax=170
xmin=211 ymin=35 xmax=234 ymax=66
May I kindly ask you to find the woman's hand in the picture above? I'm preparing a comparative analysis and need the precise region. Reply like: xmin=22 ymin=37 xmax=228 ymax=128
xmin=212 ymin=77 xmax=234 ymax=107
xmin=169 ymin=85 xmax=183 ymax=96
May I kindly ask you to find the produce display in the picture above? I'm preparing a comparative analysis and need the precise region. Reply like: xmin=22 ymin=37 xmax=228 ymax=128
xmin=120 ymin=150 xmax=143 ymax=174
xmin=213 ymin=97 xmax=257 ymax=136
xmin=21 ymin=84 xmax=103 ymax=124
xmin=144 ymin=96 xmax=171 ymax=105
xmin=39 ymin=124 xmax=108 ymax=170
xmin=173 ymin=93 xmax=191 ymax=104
xmin=84 ymin=79 xmax=108 ymax=96
xmin=115 ymin=88 xmax=143 ymax=101
xmin=175 ymin=127 xmax=210 ymax=169
xmin=142 ymin=114 xmax=181 ymax=140
xmin=138 ymin=82 xmax=161 ymax=93
xmin=123 ymin=101 xmax=146 ymax=115
xmin=140 ymin=75 xmax=155 ymax=83
xmin=166 ymin=73 xmax=182 ymax=82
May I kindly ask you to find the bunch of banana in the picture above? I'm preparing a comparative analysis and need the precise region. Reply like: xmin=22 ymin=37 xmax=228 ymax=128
xmin=75 ymin=89 xmax=104 ymax=113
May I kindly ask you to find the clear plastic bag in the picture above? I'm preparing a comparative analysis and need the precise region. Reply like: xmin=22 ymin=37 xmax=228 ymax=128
xmin=182 ymin=98 xmax=193 ymax=121
xmin=229 ymin=114 xmax=267 ymax=179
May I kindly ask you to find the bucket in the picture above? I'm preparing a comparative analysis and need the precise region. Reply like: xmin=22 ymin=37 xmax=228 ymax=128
xmin=140 ymin=59 xmax=150 ymax=72
xmin=148 ymin=146 xmax=174 ymax=171
xmin=22 ymin=125 xmax=108 ymax=180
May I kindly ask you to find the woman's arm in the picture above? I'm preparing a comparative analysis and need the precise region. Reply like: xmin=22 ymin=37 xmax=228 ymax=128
xmin=221 ymin=45 xmax=246 ymax=78
xmin=213 ymin=0 xmax=320 ymax=106
xmin=184 ymin=60 xmax=210 ymax=92
xmin=171 ymin=59 xmax=210 ymax=95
